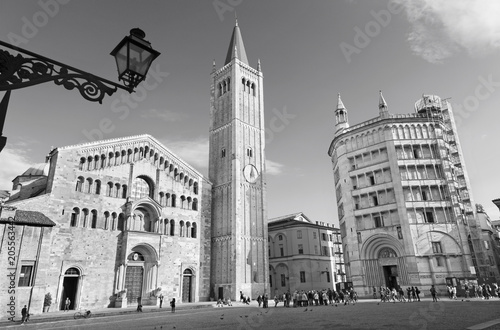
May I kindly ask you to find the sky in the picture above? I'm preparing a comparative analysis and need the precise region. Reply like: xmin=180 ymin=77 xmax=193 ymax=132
xmin=1 ymin=0 xmax=500 ymax=226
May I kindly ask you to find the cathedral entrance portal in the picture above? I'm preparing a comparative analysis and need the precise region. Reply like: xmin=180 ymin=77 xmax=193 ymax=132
xmin=125 ymin=266 xmax=144 ymax=305
xmin=182 ymin=269 xmax=193 ymax=302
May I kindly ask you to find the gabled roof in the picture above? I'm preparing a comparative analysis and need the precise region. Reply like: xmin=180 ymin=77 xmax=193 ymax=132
xmin=0 ymin=210 xmax=55 ymax=227
xmin=224 ymin=20 xmax=248 ymax=65
xmin=268 ymin=212 xmax=312 ymax=224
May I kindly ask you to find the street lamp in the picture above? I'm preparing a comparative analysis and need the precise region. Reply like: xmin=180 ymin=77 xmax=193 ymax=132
xmin=0 ymin=28 xmax=160 ymax=152
xmin=111 ymin=28 xmax=160 ymax=90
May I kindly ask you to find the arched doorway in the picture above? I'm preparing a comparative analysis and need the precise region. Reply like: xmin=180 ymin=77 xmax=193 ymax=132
xmin=182 ymin=269 xmax=193 ymax=302
xmin=60 ymin=268 xmax=80 ymax=310
xmin=125 ymin=252 xmax=145 ymax=305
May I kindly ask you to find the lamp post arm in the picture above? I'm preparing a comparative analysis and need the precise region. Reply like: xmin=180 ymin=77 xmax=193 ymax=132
xmin=0 ymin=40 xmax=132 ymax=104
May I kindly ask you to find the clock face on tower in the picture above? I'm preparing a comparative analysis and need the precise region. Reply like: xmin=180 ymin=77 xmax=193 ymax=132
xmin=243 ymin=164 xmax=259 ymax=183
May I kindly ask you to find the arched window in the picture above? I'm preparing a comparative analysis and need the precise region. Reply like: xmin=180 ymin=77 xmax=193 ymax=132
xmin=134 ymin=148 xmax=139 ymax=161
xmin=218 ymin=83 xmax=222 ymax=97
xmin=76 ymin=177 xmax=84 ymax=192
xmin=104 ymin=211 xmax=110 ymax=230
xmin=170 ymin=220 xmax=175 ymax=236
xmin=86 ymin=178 xmax=93 ymax=194
xmin=192 ymin=198 xmax=198 ymax=211
xmin=227 ymin=77 xmax=230 ymax=91
xmin=251 ymin=83 xmax=255 ymax=96
xmin=159 ymin=192 xmax=165 ymax=206
xmin=180 ymin=221 xmax=185 ymax=237
xmin=70 ymin=208 xmax=79 ymax=227
xmin=186 ymin=222 xmax=191 ymax=238
xmin=180 ymin=195 xmax=186 ymax=209
xmin=187 ymin=197 xmax=192 ymax=209
xmin=193 ymin=182 xmax=198 ymax=195
xmin=100 ymin=154 xmax=106 ymax=169
xmin=87 ymin=156 xmax=93 ymax=170
xmin=115 ymin=183 xmax=121 ymax=198
xmin=121 ymin=185 xmax=127 ymax=199
xmin=115 ymin=151 xmax=120 ymax=165
xmin=91 ymin=210 xmax=98 ymax=229
xmin=171 ymin=194 xmax=176 ymax=207
xmin=166 ymin=193 xmax=171 ymax=207
xmin=94 ymin=155 xmax=99 ymax=169
xmin=107 ymin=182 xmax=113 ymax=197
xmin=82 ymin=209 xmax=89 ymax=228
xmin=108 ymin=152 xmax=114 ymax=167
xmin=163 ymin=219 xmax=168 ymax=234
xmin=127 ymin=149 xmax=133 ymax=163
xmin=111 ymin=212 xmax=117 ymax=230
xmin=191 ymin=222 xmax=197 ymax=238
xmin=121 ymin=150 xmax=126 ymax=163
xmin=79 ymin=157 xmax=85 ymax=171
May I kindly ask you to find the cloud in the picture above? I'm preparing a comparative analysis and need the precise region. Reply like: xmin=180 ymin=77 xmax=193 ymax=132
xmin=266 ymin=159 xmax=284 ymax=176
xmin=141 ymin=109 xmax=187 ymax=122
xmin=160 ymin=137 xmax=209 ymax=171
xmin=396 ymin=0 xmax=500 ymax=63
xmin=0 ymin=147 xmax=33 ymax=190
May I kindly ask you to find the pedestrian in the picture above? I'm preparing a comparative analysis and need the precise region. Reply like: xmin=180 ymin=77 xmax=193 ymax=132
xmin=411 ymin=287 xmax=417 ymax=301
xmin=373 ymin=286 xmax=377 ymax=299
xmin=274 ymin=295 xmax=279 ymax=307
xmin=170 ymin=298 xmax=176 ymax=313
xmin=21 ymin=305 xmax=28 ymax=324
xmin=257 ymin=294 xmax=262 ymax=307
xmin=136 ymin=303 xmax=143 ymax=312
xmin=64 ymin=297 xmax=71 ymax=311
xmin=240 ymin=291 xmax=244 ymax=302
xmin=430 ymin=285 xmax=438 ymax=302
xmin=159 ymin=294 xmax=164 ymax=308
xmin=415 ymin=287 xmax=420 ymax=301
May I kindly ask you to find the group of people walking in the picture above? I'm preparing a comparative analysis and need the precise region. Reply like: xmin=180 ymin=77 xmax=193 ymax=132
xmin=375 ymin=286 xmax=421 ymax=303
xmin=254 ymin=288 xmax=358 ymax=308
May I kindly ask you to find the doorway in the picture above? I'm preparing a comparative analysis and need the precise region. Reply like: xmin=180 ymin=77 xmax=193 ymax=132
xmin=383 ymin=265 xmax=398 ymax=289
xmin=125 ymin=266 xmax=144 ymax=305
xmin=182 ymin=269 xmax=193 ymax=302
xmin=60 ymin=268 xmax=80 ymax=310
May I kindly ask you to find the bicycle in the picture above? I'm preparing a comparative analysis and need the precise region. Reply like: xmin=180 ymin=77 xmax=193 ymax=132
xmin=73 ymin=309 xmax=92 ymax=319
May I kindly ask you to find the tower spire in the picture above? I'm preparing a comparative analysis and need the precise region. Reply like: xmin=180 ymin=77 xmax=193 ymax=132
xmin=379 ymin=90 xmax=389 ymax=117
xmin=335 ymin=93 xmax=349 ymax=132
xmin=224 ymin=18 xmax=248 ymax=65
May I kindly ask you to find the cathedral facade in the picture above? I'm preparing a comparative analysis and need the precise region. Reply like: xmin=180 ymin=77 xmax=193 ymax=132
xmin=0 ymin=21 xmax=268 ymax=319
xmin=1 ymin=134 xmax=212 ymax=316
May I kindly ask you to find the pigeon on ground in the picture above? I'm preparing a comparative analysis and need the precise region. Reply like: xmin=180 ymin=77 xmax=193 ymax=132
xmin=304 ymin=308 xmax=308 ymax=312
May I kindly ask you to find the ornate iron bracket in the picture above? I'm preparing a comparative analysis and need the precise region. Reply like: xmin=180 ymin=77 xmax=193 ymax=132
xmin=0 ymin=40 xmax=131 ymax=104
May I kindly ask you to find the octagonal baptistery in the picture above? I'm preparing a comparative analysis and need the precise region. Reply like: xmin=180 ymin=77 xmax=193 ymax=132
xmin=4 ymin=134 xmax=212 ymax=312
xmin=327 ymin=94 xmax=480 ymax=298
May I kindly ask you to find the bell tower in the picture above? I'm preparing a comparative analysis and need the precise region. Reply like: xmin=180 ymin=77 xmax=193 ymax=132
xmin=209 ymin=20 xmax=268 ymax=300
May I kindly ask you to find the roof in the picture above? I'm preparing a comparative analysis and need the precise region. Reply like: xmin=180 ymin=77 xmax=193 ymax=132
xmin=0 ymin=210 xmax=55 ymax=227
xmin=20 ymin=163 xmax=49 ymax=177
xmin=224 ymin=20 xmax=248 ymax=65
xmin=268 ymin=212 xmax=312 ymax=224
